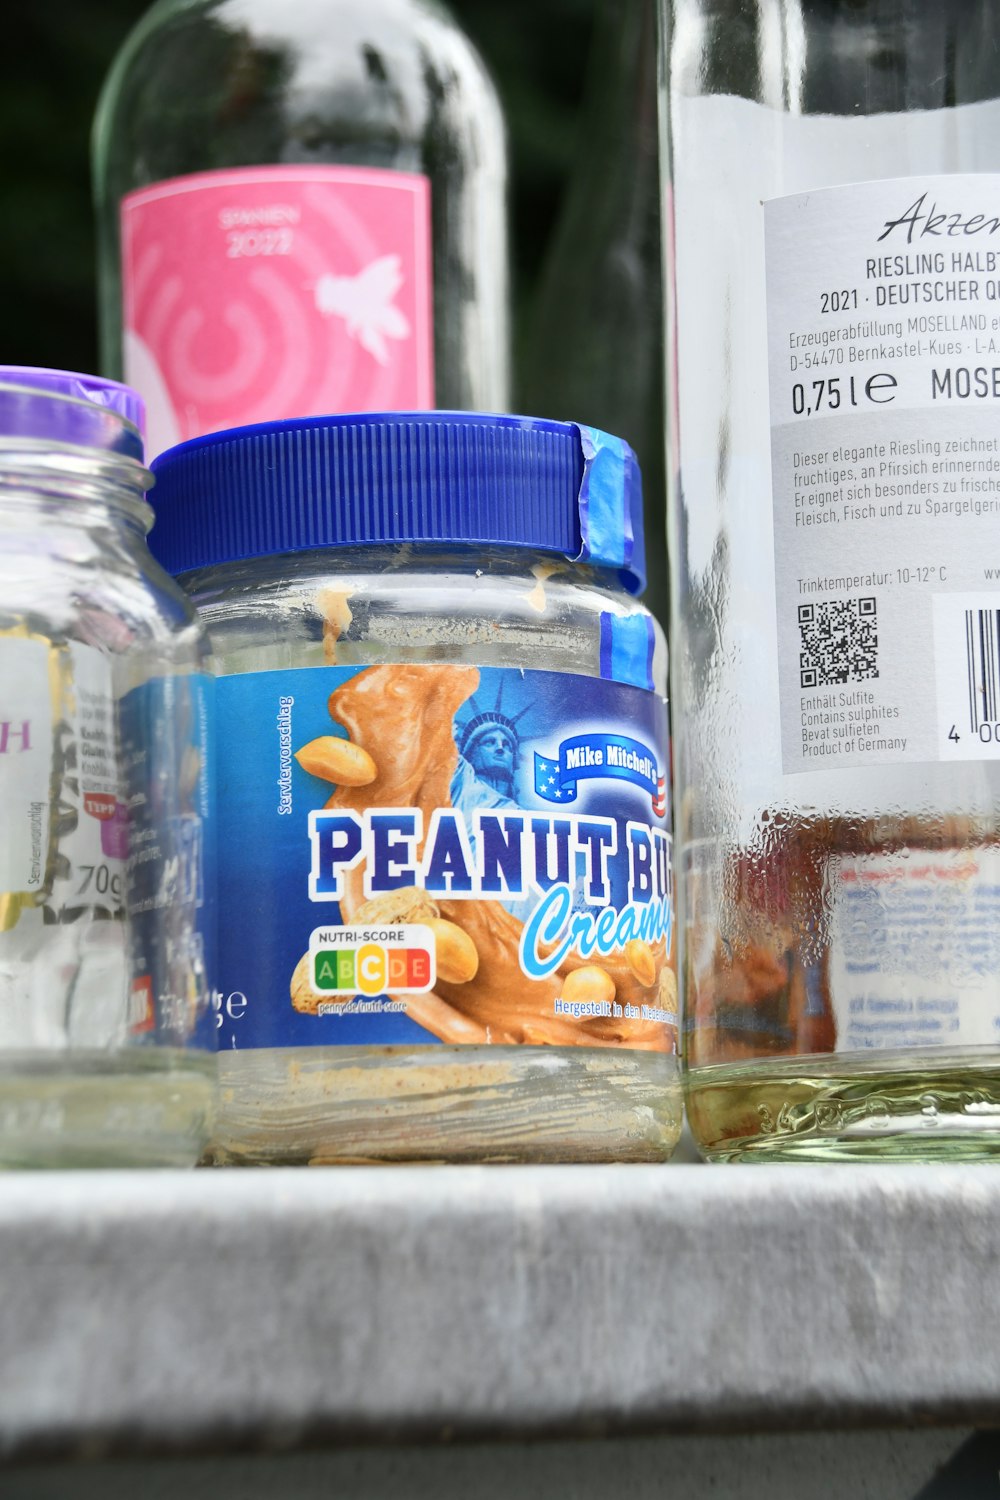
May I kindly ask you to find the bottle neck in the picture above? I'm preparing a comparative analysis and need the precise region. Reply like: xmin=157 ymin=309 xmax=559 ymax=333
xmin=0 ymin=440 xmax=153 ymax=539
xmin=582 ymin=0 xmax=657 ymax=185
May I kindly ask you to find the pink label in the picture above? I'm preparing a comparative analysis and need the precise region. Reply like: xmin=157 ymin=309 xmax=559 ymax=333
xmin=121 ymin=166 xmax=435 ymax=457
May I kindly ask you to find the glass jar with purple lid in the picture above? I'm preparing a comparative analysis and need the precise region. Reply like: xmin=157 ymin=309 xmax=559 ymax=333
xmin=0 ymin=367 xmax=214 ymax=1166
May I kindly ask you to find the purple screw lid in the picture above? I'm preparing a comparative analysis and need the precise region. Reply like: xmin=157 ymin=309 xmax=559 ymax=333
xmin=0 ymin=367 xmax=146 ymax=462
xmin=0 ymin=367 xmax=145 ymax=432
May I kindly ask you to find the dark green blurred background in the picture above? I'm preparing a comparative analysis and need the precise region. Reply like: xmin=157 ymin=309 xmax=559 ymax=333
xmin=1 ymin=0 xmax=596 ymax=376
xmin=2 ymin=0 xmax=668 ymax=616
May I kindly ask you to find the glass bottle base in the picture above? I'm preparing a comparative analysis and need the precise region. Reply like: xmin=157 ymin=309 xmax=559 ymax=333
xmin=686 ymin=1048 xmax=1000 ymax=1162
xmin=211 ymin=1045 xmax=682 ymax=1165
xmin=0 ymin=1049 xmax=215 ymax=1168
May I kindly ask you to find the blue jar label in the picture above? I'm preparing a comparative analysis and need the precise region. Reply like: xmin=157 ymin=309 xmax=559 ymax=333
xmin=119 ymin=673 xmax=216 ymax=1051
xmin=216 ymin=664 xmax=675 ymax=1053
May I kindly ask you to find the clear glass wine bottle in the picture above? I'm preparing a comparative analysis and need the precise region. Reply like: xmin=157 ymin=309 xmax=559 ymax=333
xmin=661 ymin=0 xmax=1000 ymax=1159
xmin=93 ymin=0 xmax=509 ymax=456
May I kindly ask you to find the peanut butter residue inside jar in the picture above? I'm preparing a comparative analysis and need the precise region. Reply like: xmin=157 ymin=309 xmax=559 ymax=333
xmin=316 ymin=587 xmax=353 ymax=665
xmin=323 ymin=663 xmax=672 ymax=1051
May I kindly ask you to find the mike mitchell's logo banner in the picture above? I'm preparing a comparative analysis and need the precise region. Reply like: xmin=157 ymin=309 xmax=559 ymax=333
xmin=534 ymin=733 xmax=667 ymax=816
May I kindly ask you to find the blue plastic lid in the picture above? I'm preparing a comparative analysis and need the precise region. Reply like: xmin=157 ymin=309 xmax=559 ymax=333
xmin=148 ymin=411 xmax=646 ymax=594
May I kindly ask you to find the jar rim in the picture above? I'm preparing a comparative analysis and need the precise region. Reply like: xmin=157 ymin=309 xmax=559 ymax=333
xmin=0 ymin=438 xmax=153 ymax=533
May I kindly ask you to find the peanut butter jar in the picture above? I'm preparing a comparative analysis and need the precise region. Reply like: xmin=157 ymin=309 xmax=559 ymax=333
xmin=151 ymin=412 xmax=679 ymax=1163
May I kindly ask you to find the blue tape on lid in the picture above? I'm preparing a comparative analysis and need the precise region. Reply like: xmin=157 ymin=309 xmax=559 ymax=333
xmin=575 ymin=426 xmax=635 ymax=575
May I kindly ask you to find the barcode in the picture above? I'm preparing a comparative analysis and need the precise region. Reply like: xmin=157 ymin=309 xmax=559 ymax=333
xmin=964 ymin=608 xmax=1000 ymax=733
xmin=933 ymin=593 xmax=1000 ymax=760
xmin=798 ymin=597 xmax=879 ymax=689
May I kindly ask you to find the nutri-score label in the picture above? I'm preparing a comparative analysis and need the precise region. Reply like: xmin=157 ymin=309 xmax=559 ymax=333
xmin=766 ymin=174 xmax=1000 ymax=775
xmin=215 ymin=664 xmax=676 ymax=1054
xmin=121 ymin=166 xmax=434 ymax=457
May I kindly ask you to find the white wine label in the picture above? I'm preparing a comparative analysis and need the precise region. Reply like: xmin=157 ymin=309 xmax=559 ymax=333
xmin=0 ymin=637 xmax=54 ymax=893
xmin=828 ymin=847 xmax=1000 ymax=1051
xmin=765 ymin=174 xmax=1000 ymax=773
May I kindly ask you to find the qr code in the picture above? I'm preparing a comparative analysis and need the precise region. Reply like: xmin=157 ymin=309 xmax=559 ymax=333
xmin=798 ymin=597 xmax=878 ymax=688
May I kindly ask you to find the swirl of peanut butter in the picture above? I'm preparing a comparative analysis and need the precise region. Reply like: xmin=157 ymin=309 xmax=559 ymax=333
xmin=326 ymin=664 xmax=672 ymax=1052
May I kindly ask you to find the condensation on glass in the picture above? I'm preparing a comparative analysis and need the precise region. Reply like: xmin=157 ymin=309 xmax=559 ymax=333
xmin=661 ymin=0 xmax=1000 ymax=1159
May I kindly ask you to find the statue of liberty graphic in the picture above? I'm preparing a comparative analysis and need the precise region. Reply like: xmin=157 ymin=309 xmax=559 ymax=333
xmin=450 ymin=681 xmax=534 ymax=919
xmin=451 ymin=679 xmax=531 ymax=814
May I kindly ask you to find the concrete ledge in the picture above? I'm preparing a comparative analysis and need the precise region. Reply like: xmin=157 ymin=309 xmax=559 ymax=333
xmin=1 ymin=1164 xmax=999 ymax=1459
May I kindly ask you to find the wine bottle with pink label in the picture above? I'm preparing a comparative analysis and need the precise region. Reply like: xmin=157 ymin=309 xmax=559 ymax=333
xmin=93 ymin=0 xmax=509 ymax=458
